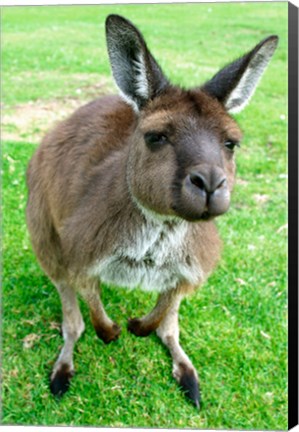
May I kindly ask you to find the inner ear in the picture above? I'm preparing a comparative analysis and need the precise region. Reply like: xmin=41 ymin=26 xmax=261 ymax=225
xmin=202 ymin=35 xmax=278 ymax=113
xmin=105 ymin=15 xmax=169 ymax=110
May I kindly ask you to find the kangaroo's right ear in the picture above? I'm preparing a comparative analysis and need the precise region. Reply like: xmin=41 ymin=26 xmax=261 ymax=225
xmin=105 ymin=15 xmax=169 ymax=111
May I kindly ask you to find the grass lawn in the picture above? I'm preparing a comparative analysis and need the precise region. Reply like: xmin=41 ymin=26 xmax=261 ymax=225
xmin=2 ymin=2 xmax=288 ymax=429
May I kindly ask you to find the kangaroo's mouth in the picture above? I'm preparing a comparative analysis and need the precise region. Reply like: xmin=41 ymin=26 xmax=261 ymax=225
xmin=171 ymin=205 xmax=217 ymax=222
xmin=171 ymin=176 xmax=231 ymax=222
xmin=200 ymin=211 xmax=213 ymax=221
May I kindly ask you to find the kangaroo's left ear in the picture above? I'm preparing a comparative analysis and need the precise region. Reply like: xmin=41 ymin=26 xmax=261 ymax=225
xmin=203 ymin=36 xmax=279 ymax=113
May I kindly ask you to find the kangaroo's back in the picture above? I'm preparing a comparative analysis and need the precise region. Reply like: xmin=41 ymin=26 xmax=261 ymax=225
xmin=27 ymin=95 xmax=136 ymax=224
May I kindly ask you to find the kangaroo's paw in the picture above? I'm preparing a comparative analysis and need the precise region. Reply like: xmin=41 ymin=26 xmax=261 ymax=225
xmin=127 ymin=317 xmax=155 ymax=337
xmin=94 ymin=321 xmax=121 ymax=344
xmin=50 ymin=363 xmax=75 ymax=397
xmin=173 ymin=362 xmax=200 ymax=409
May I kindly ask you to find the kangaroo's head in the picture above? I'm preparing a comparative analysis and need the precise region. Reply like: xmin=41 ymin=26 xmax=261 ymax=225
xmin=106 ymin=15 xmax=278 ymax=222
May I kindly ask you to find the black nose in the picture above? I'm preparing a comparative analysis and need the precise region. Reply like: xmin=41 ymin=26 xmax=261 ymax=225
xmin=189 ymin=171 xmax=226 ymax=194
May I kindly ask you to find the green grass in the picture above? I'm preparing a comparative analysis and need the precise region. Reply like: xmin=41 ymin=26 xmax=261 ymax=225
xmin=2 ymin=3 xmax=288 ymax=429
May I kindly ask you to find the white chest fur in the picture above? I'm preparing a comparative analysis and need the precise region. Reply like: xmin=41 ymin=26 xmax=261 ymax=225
xmin=88 ymin=218 xmax=203 ymax=292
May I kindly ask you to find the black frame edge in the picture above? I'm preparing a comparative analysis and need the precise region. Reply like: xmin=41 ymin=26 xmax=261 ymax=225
xmin=288 ymin=1 xmax=299 ymax=430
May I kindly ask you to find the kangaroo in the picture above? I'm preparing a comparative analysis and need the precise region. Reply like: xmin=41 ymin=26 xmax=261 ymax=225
xmin=26 ymin=15 xmax=278 ymax=408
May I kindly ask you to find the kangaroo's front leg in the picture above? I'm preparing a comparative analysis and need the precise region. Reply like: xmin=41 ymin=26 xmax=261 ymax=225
xmin=127 ymin=287 xmax=182 ymax=336
xmin=78 ymin=277 xmax=121 ymax=344
xmin=128 ymin=285 xmax=200 ymax=408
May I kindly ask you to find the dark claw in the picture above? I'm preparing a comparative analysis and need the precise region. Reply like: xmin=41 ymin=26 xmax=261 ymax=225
xmin=93 ymin=322 xmax=121 ymax=344
xmin=50 ymin=363 xmax=74 ymax=397
xmin=177 ymin=363 xmax=200 ymax=409
xmin=127 ymin=317 xmax=142 ymax=335
xmin=127 ymin=317 xmax=153 ymax=337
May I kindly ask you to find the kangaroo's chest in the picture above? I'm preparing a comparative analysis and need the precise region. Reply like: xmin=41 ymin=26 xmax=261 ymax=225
xmin=88 ymin=221 xmax=203 ymax=292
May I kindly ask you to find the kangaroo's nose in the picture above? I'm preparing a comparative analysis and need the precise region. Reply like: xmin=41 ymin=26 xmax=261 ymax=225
xmin=179 ymin=164 xmax=230 ymax=221
xmin=189 ymin=169 xmax=226 ymax=195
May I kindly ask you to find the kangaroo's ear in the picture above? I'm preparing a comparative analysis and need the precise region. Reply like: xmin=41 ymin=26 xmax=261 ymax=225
xmin=105 ymin=15 xmax=169 ymax=111
xmin=203 ymin=36 xmax=279 ymax=113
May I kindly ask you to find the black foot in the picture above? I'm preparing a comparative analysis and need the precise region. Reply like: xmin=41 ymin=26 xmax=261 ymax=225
xmin=176 ymin=363 xmax=200 ymax=409
xmin=93 ymin=321 xmax=121 ymax=344
xmin=127 ymin=317 xmax=154 ymax=337
xmin=50 ymin=363 xmax=74 ymax=397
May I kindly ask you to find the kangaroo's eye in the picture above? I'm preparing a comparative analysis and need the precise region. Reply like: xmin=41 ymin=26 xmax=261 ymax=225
xmin=224 ymin=140 xmax=240 ymax=151
xmin=144 ymin=132 xmax=168 ymax=149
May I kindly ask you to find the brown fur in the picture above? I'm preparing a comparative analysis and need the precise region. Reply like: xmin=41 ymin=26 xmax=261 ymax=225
xmin=27 ymin=90 xmax=233 ymax=276
xmin=26 ymin=15 xmax=277 ymax=405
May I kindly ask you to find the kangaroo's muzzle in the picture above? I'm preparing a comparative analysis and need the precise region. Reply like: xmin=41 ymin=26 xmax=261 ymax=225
xmin=176 ymin=164 xmax=230 ymax=221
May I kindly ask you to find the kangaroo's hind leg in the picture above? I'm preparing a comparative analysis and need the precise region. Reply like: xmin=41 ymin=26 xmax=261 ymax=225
xmin=50 ymin=280 xmax=85 ymax=397
xmin=128 ymin=284 xmax=200 ymax=408
xmin=156 ymin=290 xmax=200 ymax=408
